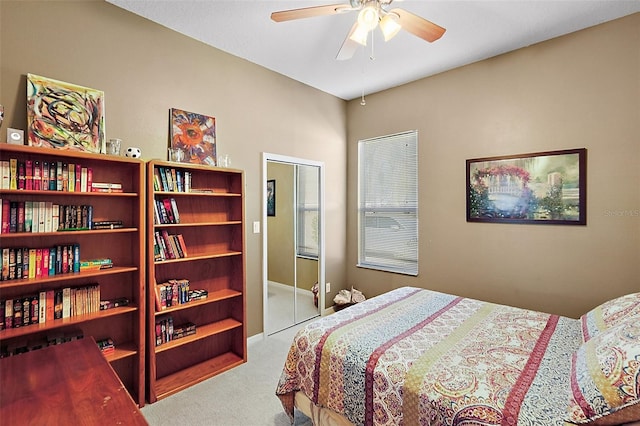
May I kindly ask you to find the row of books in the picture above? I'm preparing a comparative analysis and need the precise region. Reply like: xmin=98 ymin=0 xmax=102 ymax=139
xmin=1 ymin=244 xmax=80 ymax=281
xmin=1 ymin=158 xmax=93 ymax=192
xmin=155 ymin=316 xmax=196 ymax=347
xmin=154 ymin=278 xmax=208 ymax=311
xmin=153 ymin=197 xmax=180 ymax=225
xmin=153 ymin=230 xmax=188 ymax=261
xmin=0 ymin=200 xmax=95 ymax=234
xmin=0 ymin=283 xmax=100 ymax=330
xmin=1 ymin=330 xmax=84 ymax=358
xmin=153 ymin=167 xmax=192 ymax=193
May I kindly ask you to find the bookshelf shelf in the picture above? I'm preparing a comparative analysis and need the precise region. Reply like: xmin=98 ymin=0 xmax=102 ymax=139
xmin=0 ymin=228 xmax=138 ymax=239
xmin=154 ymin=351 xmax=244 ymax=400
xmin=153 ymin=288 xmax=242 ymax=315
xmin=0 ymin=266 xmax=138 ymax=289
xmin=0 ymin=144 xmax=145 ymax=407
xmin=0 ymin=305 xmax=139 ymax=339
xmin=146 ymin=160 xmax=246 ymax=403
xmin=0 ymin=189 xmax=138 ymax=197
xmin=155 ymin=318 xmax=242 ymax=353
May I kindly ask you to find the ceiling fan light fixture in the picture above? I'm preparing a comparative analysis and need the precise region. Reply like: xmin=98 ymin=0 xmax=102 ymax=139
xmin=357 ymin=3 xmax=379 ymax=31
xmin=349 ymin=23 xmax=369 ymax=46
xmin=380 ymin=13 xmax=401 ymax=41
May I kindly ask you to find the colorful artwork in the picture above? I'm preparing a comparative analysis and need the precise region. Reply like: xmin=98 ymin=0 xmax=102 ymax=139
xmin=27 ymin=74 xmax=105 ymax=152
xmin=170 ymin=108 xmax=217 ymax=166
xmin=466 ymin=148 xmax=586 ymax=225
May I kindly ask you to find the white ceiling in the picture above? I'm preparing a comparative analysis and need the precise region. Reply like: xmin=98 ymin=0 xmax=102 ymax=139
xmin=107 ymin=0 xmax=640 ymax=101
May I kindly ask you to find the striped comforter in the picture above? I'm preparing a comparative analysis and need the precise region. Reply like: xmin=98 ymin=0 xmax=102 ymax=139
xmin=276 ymin=287 xmax=582 ymax=426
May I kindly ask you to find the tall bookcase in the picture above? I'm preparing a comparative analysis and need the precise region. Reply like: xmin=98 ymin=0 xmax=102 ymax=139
xmin=146 ymin=160 xmax=246 ymax=403
xmin=0 ymin=143 xmax=145 ymax=406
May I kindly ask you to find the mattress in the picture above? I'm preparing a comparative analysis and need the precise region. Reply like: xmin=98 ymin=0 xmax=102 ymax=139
xmin=277 ymin=287 xmax=583 ymax=425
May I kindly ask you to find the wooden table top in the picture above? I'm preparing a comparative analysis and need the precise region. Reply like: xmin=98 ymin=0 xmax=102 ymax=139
xmin=0 ymin=337 xmax=147 ymax=425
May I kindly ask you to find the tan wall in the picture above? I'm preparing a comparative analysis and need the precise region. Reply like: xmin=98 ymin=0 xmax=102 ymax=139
xmin=346 ymin=13 xmax=640 ymax=319
xmin=0 ymin=0 xmax=348 ymax=337
xmin=267 ymin=162 xmax=294 ymax=286
xmin=297 ymin=257 xmax=319 ymax=292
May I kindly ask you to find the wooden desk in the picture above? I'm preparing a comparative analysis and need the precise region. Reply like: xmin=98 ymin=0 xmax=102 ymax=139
xmin=0 ymin=337 xmax=147 ymax=425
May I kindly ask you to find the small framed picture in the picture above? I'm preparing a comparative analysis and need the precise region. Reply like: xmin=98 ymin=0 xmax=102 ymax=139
xmin=267 ymin=179 xmax=276 ymax=217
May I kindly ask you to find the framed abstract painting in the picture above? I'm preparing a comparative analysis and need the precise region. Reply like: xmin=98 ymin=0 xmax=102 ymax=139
xmin=170 ymin=108 xmax=217 ymax=166
xmin=26 ymin=74 xmax=105 ymax=153
xmin=466 ymin=148 xmax=586 ymax=225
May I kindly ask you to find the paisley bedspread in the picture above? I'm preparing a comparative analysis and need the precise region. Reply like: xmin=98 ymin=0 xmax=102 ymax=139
xmin=276 ymin=287 xmax=583 ymax=426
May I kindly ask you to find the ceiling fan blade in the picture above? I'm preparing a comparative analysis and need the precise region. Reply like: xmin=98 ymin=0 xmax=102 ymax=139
xmin=271 ymin=4 xmax=352 ymax=22
xmin=389 ymin=8 xmax=446 ymax=42
xmin=336 ymin=22 xmax=360 ymax=61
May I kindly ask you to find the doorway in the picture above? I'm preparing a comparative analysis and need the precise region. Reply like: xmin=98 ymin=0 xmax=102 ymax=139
xmin=262 ymin=153 xmax=325 ymax=335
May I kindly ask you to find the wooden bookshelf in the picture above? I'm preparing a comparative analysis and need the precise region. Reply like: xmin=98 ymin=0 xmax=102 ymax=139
xmin=0 ymin=143 xmax=145 ymax=407
xmin=146 ymin=160 xmax=246 ymax=403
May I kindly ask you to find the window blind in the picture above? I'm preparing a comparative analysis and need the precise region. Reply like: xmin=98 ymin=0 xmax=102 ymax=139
xmin=358 ymin=131 xmax=418 ymax=275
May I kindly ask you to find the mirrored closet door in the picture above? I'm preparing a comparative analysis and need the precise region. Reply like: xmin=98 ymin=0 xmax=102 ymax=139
xmin=263 ymin=154 xmax=324 ymax=335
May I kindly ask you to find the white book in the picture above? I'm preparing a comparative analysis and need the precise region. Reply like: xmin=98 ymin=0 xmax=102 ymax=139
xmin=1 ymin=161 xmax=9 ymax=189
xmin=38 ymin=201 xmax=46 ymax=232
xmin=62 ymin=287 xmax=71 ymax=318
xmin=80 ymin=167 xmax=88 ymax=192
xmin=44 ymin=202 xmax=53 ymax=232
xmin=24 ymin=201 xmax=33 ymax=232
xmin=39 ymin=291 xmax=47 ymax=323
xmin=31 ymin=202 xmax=39 ymax=233
xmin=51 ymin=204 xmax=59 ymax=231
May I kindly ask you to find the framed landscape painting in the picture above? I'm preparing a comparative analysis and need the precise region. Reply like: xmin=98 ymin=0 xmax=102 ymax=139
xmin=27 ymin=74 xmax=105 ymax=153
xmin=466 ymin=148 xmax=586 ymax=225
xmin=170 ymin=108 xmax=217 ymax=166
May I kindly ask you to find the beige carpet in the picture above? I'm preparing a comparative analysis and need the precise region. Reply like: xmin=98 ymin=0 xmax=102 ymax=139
xmin=141 ymin=321 xmax=314 ymax=426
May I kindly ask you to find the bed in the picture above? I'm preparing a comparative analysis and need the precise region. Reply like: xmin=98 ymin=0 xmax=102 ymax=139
xmin=276 ymin=287 xmax=640 ymax=426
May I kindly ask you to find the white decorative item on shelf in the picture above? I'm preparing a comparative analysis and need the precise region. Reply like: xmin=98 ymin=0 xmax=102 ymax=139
xmin=7 ymin=128 xmax=24 ymax=145
xmin=125 ymin=147 xmax=141 ymax=158
xmin=106 ymin=138 xmax=122 ymax=155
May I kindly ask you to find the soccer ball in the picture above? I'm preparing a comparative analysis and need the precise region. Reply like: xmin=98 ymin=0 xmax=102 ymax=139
xmin=125 ymin=147 xmax=141 ymax=158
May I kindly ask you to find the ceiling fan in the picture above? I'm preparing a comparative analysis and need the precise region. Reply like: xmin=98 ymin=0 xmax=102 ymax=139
xmin=271 ymin=0 xmax=446 ymax=60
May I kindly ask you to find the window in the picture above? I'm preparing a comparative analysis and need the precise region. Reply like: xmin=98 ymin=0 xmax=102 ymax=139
xmin=358 ymin=131 xmax=418 ymax=275
xmin=296 ymin=164 xmax=319 ymax=258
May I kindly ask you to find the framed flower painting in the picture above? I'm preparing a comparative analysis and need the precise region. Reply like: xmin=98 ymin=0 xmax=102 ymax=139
xmin=169 ymin=108 xmax=217 ymax=166
xmin=466 ymin=148 xmax=586 ymax=225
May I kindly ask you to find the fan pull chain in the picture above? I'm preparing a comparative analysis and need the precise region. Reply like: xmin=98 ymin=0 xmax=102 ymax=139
xmin=370 ymin=28 xmax=376 ymax=61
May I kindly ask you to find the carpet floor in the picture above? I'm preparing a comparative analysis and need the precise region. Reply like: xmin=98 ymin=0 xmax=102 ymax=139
xmin=141 ymin=321 xmax=314 ymax=426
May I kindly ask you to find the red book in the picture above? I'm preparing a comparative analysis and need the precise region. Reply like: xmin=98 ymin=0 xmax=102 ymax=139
xmin=35 ymin=248 xmax=43 ymax=278
xmin=161 ymin=230 xmax=176 ymax=259
xmin=62 ymin=246 xmax=69 ymax=274
xmin=45 ymin=290 xmax=55 ymax=321
xmin=18 ymin=161 xmax=26 ymax=189
xmin=87 ymin=168 xmax=93 ymax=192
xmin=33 ymin=161 xmax=41 ymax=190
xmin=25 ymin=160 xmax=33 ymax=190
xmin=42 ymin=249 xmax=50 ymax=277
xmin=75 ymin=164 xmax=82 ymax=192
xmin=176 ymin=234 xmax=188 ymax=257
xmin=42 ymin=162 xmax=49 ymax=191
xmin=17 ymin=201 xmax=25 ymax=233
xmin=162 ymin=199 xmax=175 ymax=223
xmin=1 ymin=199 xmax=10 ymax=233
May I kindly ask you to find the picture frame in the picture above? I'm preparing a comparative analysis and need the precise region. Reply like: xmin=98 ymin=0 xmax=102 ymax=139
xmin=267 ymin=179 xmax=276 ymax=217
xmin=26 ymin=74 xmax=105 ymax=153
xmin=466 ymin=148 xmax=586 ymax=225
xmin=170 ymin=108 xmax=217 ymax=166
